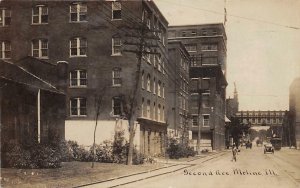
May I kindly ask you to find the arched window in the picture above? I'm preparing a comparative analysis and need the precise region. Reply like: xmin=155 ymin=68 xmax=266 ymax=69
xmin=147 ymin=74 xmax=151 ymax=92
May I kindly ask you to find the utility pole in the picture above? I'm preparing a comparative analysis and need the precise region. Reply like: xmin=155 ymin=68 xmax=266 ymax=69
xmin=122 ymin=18 xmax=160 ymax=165
xmin=197 ymin=78 xmax=204 ymax=155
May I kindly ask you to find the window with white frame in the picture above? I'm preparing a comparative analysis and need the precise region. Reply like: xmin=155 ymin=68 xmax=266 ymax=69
xmin=70 ymin=37 xmax=87 ymax=57
xmin=112 ymin=68 xmax=121 ymax=86
xmin=146 ymin=100 xmax=151 ymax=118
xmin=70 ymin=70 xmax=87 ymax=87
xmin=0 ymin=41 xmax=11 ymax=59
xmin=203 ymin=115 xmax=209 ymax=127
xmin=0 ymin=9 xmax=11 ymax=26
xmin=70 ymin=98 xmax=87 ymax=116
xmin=32 ymin=39 xmax=48 ymax=58
xmin=147 ymin=74 xmax=151 ymax=92
xmin=112 ymin=2 xmax=121 ymax=20
xmin=112 ymin=37 xmax=122 ymax=55
xmin=32 ymin=5 xmax=48 ymax=24
xmin=192 ymin=115 xmax=198 ymax=127
xmin=157 ymin=81 xmax=161 ymax=97
xmin=70 ymin=3 xmax=87 ymax=22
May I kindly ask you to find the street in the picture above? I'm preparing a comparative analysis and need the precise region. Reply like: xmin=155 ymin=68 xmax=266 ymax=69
xmin=88 ymin=146 xmax=300 ymax=188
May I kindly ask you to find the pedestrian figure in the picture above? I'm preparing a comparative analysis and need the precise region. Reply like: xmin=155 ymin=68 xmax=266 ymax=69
xmin=232 ymin=145 xmax=237 ymax=162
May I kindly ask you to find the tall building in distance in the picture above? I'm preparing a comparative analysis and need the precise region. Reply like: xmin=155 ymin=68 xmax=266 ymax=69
xmin=168 ymin=23 xmax=227 ymax=151
xmin=167 ymin=40 xmax=190 ymax=142
xmin=0 ymin=0 xmax=169 ymax=156
xmin=289 ymin=77 xmax=300 ymax=148
xmin=226 ymin=82 xmax=239 ymax=119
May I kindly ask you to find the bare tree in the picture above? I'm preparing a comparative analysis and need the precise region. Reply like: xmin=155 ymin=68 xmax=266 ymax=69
xmin=91 ymin=89 xmax=106 ymax=168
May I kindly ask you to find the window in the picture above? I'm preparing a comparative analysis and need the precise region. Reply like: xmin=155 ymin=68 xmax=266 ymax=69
xmin=203 ymin=115 xmax=209 ymax=127
xmin=201 ymin=44 xmax=218 ymax=51
xmin=162 ymin=83 xmax=165 ymax=98
xmin=32 ymin=39 xmax=48 ymax=58
xmin=192 ymin=116 xmax=198 ymax=127
xmin=112 ymin=37 xmax=122 ymax=55
xmin=141 ymin=98 xmax=144 ymax=117
xmin=158 ymin=104 xmax=161 ymax=121
xmin=0 ymin=41 xmax=11 ymax=59
xmin=141 ymin=71 xmax=145 ymax=89
xmin=202 ymin=93 xmax=210 ymax=108
xmin=153 ymin=78 xmax=156 ymax=94
xmin=158 ymin=81 xmax=161 ymax=97
xmin=32 ymin=5 xmax=48 ymax=24
xmin=185 ymin=44 xmax=197 ymax=52
xmin=202 ymin=78 xmax=210 ymax=89
xmin=146 ymin=100 xmax=150 ymax=118
xmin=112 ymin=68 xmax=121 ymax=86
xmin=70 ymin=37 xmax=87 ymax=57
xmin=162 ymin=106 xmax=165 ymax=122
xmin=181 ymin=31 xmax=187 ymax=37
xmin=191 ymin=30 xmax=197 ymax=36
xmin=0 ymin=9 xmax=11 ymax=26
xmin=70 ymin=70 xmax=87 ymax=87
xmin=70 ymin=3 xmax=87 ymax=22
xmin=201 ymin=29 xmax=207 ymax=36
xmin=212 ymin=29 xmax=217 ymax=35
xmin=70 ymin=98 xmax=87 ymax=116
xmin=158 ymin=56 xmax=162 ymax=71
xmin=112 ymin=97 xmax=122 ymax=116
xmin=147 ymin=74 xmax=151 ymax=92
xmin=153 ymin=54 xmax=158 ymax=68
xmin=112 ymin=2 xmax=121 ymax=20
xmin=153 ymin=102 xmax=156 ymax=120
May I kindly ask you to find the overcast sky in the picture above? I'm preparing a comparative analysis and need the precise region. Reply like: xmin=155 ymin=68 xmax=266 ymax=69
xmin=155 ymin=0 xmax=300 ymax=111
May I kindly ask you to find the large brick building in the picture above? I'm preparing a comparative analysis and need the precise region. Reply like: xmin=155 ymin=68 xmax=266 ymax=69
xmin=0 ymin=0 xmax=168 ymax=155
xmin=166 ymin=41 xmax=190 ymax=142
xmin=168 ymin=23 xmax=227 ymax=151
xmin=289 ymin=77 xmax=300 ymax=148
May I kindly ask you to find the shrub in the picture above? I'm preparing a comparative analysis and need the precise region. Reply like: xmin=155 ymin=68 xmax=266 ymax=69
xmin=4 ymin=142 xmax=62 ymax=168
xmin=166 ymin=138 xmax=196 ymax=159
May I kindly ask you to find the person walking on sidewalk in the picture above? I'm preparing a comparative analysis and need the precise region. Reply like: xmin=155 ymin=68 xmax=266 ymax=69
xmin=232 ymin=145 xmax=238 ymax=162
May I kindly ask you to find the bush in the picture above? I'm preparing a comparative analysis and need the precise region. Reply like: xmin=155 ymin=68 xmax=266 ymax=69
xmin=4 ymin=142 xmax=62 ymax=168
xmin=166 ymin=138 xmax=196 ymax=159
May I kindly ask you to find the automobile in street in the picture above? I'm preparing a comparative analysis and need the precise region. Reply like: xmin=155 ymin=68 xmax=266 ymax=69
xmin=264 ymin=144 xmax=274 ymax=154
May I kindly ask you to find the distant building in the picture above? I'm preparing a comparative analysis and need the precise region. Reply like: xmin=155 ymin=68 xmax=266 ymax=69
xmin=168 ymin=23 xmax=227 ymax=151
xmin=226 ymin=83 xmax=239 ymax=119
xmin=167 ymin=40 xmax=191 ymax=142
xmin=289 ymin=77 xmax=300 ymax=149
xmin=0 ymin=58 xmax=67 ymax=166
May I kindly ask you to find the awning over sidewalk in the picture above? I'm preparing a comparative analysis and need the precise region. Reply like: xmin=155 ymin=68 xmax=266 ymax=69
xmin=225 ymin=116 xmax=231 ymax=122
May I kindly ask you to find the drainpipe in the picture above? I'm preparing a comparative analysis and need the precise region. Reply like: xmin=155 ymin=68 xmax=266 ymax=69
xmin=38 ymin=89 xmax=41 ymax=143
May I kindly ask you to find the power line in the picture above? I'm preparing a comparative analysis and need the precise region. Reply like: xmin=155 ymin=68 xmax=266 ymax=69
xmin=156 ymin=0 xmax=300 ymax=30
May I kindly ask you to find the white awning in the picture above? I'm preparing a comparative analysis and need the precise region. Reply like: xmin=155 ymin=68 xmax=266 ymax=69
xmin=225 ymin=116 xmax=231 ymax=122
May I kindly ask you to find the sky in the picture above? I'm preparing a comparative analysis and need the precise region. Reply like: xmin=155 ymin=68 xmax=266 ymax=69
xmin=154 ymin=0 xmax=300 ymax=111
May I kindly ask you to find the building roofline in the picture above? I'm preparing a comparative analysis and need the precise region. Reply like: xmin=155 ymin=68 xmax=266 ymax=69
xmin=167 ymin=40 xmax=190 ymax=57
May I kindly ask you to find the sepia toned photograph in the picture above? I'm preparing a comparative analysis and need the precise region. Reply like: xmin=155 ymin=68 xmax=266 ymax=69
xmin=0 ymin=0 xmax=299 ymax=187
